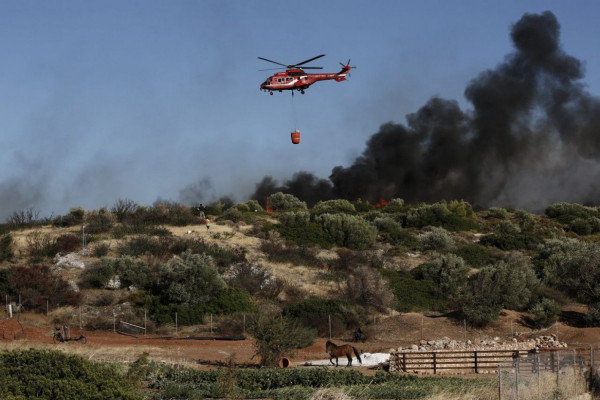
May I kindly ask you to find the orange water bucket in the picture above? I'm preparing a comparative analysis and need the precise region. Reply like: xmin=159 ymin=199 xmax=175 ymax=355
xmin=291 ymin=130 xmax=300 ymax=144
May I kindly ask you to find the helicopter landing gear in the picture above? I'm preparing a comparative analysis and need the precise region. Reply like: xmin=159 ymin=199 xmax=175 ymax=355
xmin=300 ymin=90 xmax=305 ymax=94
xmin=269 ymin=91 xmax=273 ymax=95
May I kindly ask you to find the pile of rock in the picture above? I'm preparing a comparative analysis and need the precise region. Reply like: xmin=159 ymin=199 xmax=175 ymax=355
xmin=394 ymin=334 xmax=567 ymax=353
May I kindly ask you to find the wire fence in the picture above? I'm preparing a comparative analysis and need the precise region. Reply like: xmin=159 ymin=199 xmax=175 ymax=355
xmin=497 ymin=347 xmax=594 ymax=400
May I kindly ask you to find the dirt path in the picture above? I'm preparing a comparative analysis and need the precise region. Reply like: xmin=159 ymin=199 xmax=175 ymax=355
xmin=3 ymin=307 xmax=600 ymax=371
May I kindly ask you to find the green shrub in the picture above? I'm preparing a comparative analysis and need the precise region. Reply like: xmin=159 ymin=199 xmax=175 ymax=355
xmin=144 ymin=364 xmax=493 ymax=399
xmin=0 ymin=233 xmax=14 ymax=262
xmin=454 ymin=244 xmax=495 ymax=268
xmin=381 ymin=198 xmax=405 ymax=213
xmin=405 ymin=201 xmax=479 ymax=231
xmin=219 ymin=207 xmax=244 ymax=223
xmin=85 ymin=207 xmax=116 ymax=233
xmin=570 ymin=217 xmax=593 ymax=235
xmin=0 ymin=349 xmax=141 ymax=399
xmin=412 ymin=253 xmax=468 ymax=302
xmin=260 ymin=241 xmax=322 ymax=267
xmin=311 ymin=199 xmax=356 ymax=215
xmin=535 ymin=238 xmax=600 ymax=304
xmin=479 ymin=221 xmax=539 ymax=250
xmin=167 ymin=237 xmax=246 ymax=271
xmin=157 ymin=250 xmax=226 ymax=306
xmin=267 ymin=192 xmax=307 ymax=212
xmin=529 ymin=298 xmax=561 ymax=328
xmin=314 ymin=213 xmax=376 ymax=250
xmin=585 ymin=303 xmax=600 ymax=327
xmin=381 ymin=269 xmax=448 ymax=312
xmin=283 ymin=297 xmax=356 ymax=336
xmin=242 ymin=199 xmax=263 ymax=212
xmin=247 ymin=310 xmax=316 ymax=367
xmin=279 ymin=211 xmax=310 ymax=227
xmin=82 ymin=259 xmax=118 ymax=288
xmin=352 ymin=198 xmax=374 ymax=212
xmin=486 ymin=207 xmax=509 ymax=220
xmin=418 ymin=226 xmax=454 ymax=251
xmin=0 ymin=269 xmax=10 ymax=296
xmin=268 ymin=222 xmax=334 ymax=248
xmin=460 ymin=295 xmax=501 ymax=328
xmin=145 ymin=287 xmax=252 ymax=326
xmin=93 ymin=242 xmax=110 ymax=257
xmin=328 ymin=248 xmax=383 ymax=272
xmin=118 ymin=235 xmax=171 ymax=258
xmin=545 ymin=202 xmax=599 ymax=221
xmin=373 ymin=217 xmax=405 ymax=244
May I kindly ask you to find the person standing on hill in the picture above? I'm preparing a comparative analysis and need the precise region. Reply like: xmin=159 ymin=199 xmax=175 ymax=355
xmin=205 ymin=218 xmax=210 ymax=231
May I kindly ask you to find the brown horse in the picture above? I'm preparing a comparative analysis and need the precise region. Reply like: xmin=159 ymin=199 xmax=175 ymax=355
xmin=325 ymin=340 xmax=362 ymax=367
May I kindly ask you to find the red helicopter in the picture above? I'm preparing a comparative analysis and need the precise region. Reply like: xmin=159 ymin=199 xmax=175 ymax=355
xmin=259 ymin=54 xmax=353 ymax=95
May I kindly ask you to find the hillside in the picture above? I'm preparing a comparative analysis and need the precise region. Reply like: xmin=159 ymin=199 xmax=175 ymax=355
xmin=2 ymin=197 xmax=600 ymax=368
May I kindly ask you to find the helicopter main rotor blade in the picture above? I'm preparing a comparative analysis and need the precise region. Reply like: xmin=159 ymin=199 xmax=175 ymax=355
xmin=294 ymin=54 xmax=325 ymax=67
xmin=258 ymin=57 xmax=287 ymax=67
xmin=258 ymin=67 xmax=286 ymax=71
xmin=300 ymin=67 xmax=323 ymax=70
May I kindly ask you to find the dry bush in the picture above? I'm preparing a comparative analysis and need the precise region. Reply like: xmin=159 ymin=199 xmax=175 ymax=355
xmin=55 ymin=234 xmax=81 ymax=253
xmin=226 ymin=262 xmax=285 ymax=300
xmin=217 ymin=313 xmax=246 ymax=335
xmin=342 ymin=266 xmax=394 ymax=312
xmin=91 ymin=290 xmax=117 ymax=306
xmin=281 ymin=280 xmax=310 ymax=304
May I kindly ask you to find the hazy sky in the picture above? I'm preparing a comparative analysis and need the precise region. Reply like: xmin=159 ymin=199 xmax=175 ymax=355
xmin=2 ymin=1 xmax=600 ymax=219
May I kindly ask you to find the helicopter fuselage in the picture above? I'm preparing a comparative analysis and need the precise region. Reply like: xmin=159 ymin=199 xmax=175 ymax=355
xmin=260 ymin=66 xmax=351 ymax=94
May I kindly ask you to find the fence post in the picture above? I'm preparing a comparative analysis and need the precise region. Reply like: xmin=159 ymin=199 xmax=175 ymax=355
xmin=474 ymin=351 xmax=478 ymax=374
xmin=144 ymin=310 xmax=147 ymax=337
xmin=498 ymin=363 xmax=502 ymax=400
xmin=556 ymin=351 xmax=560 ymax=394
xmin=591 ymin=346 xmax=595 ymax=394
xmin=328 ymin=315 xmax=331 ymax=340
xmin=175 ymin=312 xmax=178 ymax=336
xmin=537 ymin=353 xmax=541 ymax=400
xmin=433 ymin=352 xmax=437 ymax=375
xmin=515 ymin=358 xmax=520 ymax=400
xmin=402 ymin=353 xmax=407 ymax=373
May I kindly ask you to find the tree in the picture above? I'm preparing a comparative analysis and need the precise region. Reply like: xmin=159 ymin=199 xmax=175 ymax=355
xmin=414 ymin=253 xmax=469 ymax=302
xmin=535 ymin=239 xmax=600 ymax=304
xmin=343 ymin=266 xmax=394 ymax=312
xmin=158 ymin=250 xmax=225 ymax=306
xmin=267 ymin=192 xmax=307 ymax=212
xmin=460 ymin=254 xmax=540 ymax=326
xmin=247 ymin=309 xmax=315 ymax=367
xmin=111 ymin=198 xmax=139 ymax=222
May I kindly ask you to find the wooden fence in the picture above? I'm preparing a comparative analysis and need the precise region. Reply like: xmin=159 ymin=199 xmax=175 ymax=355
xmin=391 ymin=349 xmax=532 ymax=374
xmin=390 ymin=346 xmax=599 ymax=376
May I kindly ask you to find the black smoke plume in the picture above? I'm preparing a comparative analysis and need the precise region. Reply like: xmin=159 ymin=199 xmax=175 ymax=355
xmin=252 ymin=11 xmax=600 ymax=211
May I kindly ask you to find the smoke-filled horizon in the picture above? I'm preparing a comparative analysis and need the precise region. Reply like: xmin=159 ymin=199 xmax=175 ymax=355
xmin=4 ymin=4 xmax=600 ymax=222
xmin=251 ymin=11 xmax=600 ymax=212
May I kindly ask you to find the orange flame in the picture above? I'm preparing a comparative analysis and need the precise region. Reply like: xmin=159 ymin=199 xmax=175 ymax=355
xmin=263 ymin=197 xmax=273 ymax=213
xmin=374 ymin=197 xmax=388 ymax=208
